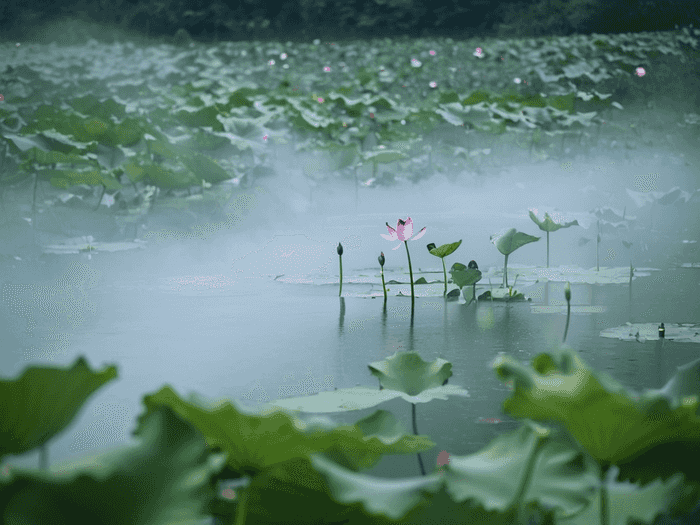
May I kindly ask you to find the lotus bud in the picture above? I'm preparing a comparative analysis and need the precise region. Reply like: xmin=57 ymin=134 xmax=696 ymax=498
xmin=427 ymin=243 xmax=436 ymax=252
xmin=337 ymin=243 xmax=343 ymax=256
xmin=565 ymin=281 xmax=571 ymax=301
xmin=378 ymin=252 xmax=385 ymax=267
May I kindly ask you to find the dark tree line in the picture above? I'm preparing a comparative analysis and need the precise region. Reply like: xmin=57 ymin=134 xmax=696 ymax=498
xmin=1 ymin=0 xmax=698 ymax=43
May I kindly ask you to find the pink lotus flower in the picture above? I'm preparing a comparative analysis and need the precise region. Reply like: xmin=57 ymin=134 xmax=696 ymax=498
xmin=381 ymin=217 xmax=427 ymax=250
xmin=381 ymin=217 xmax=426 ymax=306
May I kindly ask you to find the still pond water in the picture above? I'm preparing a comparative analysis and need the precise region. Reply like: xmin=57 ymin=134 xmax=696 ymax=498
xmin=1 ymin=208 xmax=699 ymax=482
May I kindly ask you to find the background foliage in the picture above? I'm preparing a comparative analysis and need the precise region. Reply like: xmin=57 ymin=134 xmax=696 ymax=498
xmin=1 ymin=0 xmax=699 ymax=44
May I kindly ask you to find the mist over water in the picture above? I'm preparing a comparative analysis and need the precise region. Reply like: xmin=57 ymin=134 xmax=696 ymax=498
xmin=180 ymin=119 xmax=697 ymax=282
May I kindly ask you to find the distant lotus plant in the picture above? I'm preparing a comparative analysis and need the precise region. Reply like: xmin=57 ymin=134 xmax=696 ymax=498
xmin=449 ymin=260 xmax=482 ymax=305
xmin=381 ymin=217 xmax=426 ymax=306
xmin=337 ymin=242 xmax=343 ymax=296
xmin=490 ymin=228 xmax=540 ymax=288
xmin=378 ymin=252 xmax=387 ymax=301
xmin=528 ymin=209 xmax=579 ymax=268
xmin=426 ymin=240 xmax=462 ymax=296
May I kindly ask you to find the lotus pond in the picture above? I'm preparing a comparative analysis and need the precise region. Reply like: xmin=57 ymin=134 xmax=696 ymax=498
xmin=1 ymin=26 xmax=700 ymax=525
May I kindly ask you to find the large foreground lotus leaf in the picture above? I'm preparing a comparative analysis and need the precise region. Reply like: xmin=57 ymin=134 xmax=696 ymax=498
xmin=492 ymin=347 xmax=700 ymax=484
xmin=137 ymin=386 xmax=434 ymax=476
xmin=0 ymin=357 xmax=117 ymax=458
xmin=0 ymin=406 xmax=226 ymax=525
xmin=309 ymin=419 xmax=601 ymax=523
xmin=528 ymin=210 xmax=579 ymax=232
xmin=490 ymin=227 xmax=540 ymax=256
xmin=557 ymin=465 xmax=700 ymax=525
xmin=368 ymin=351 xmax=453 ymax=396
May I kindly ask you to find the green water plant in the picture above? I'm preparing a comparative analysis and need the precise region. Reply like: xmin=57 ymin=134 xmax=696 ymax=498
xmin=448 ymin=261 xmax=482 ymax=305
xmin=378 ymin=252 xmax=387 ymax=301
xmin=563 ymin=281 xmax=571 ymax=343
xmin=528 ymin=209 xmax=579 ymax=268
xmin=4 ymin=347 xmax=700 ymax=524
xmin=426 ymin=240 xmax=462 ymax=296
xmin=337 ymin=242 xmax=343 ymax=297
xmin=381 ymin=217 xmax=427 ymax=307
xmin=489 ymin=227 xmax=540 ymax=288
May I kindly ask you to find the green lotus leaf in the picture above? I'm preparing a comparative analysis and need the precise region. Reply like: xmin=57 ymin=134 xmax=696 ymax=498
xmin=0 ymin=357 xmax=117 ymax=457
xmin=368 ymin=351 xmax=455 ymax=396
xmin=493 ymin=347 xmax=700 ymax=484
xmin=310 ymin=419 xmax=601 ymax=522
xmin=449 ymin=264 xmax=481 ymax=289
xmin=528 ymin=210 xmax=579 ymax=232
xmin=490 ymin=227 xmax=540 ymax=256
xmin=3 ymin=406 xmax=226 ymax=525
xmin=428 ymin=240 xmax=462 ymax=258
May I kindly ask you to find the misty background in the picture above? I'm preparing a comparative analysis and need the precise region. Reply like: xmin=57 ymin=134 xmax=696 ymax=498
xmin=0 ymin=2 xmax=699 ymax=524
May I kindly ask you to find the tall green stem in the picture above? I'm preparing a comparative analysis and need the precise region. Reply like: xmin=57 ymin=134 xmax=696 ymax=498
xmin=546 ymin=231 xmax=550 ymax=268
xmin=405 ymin=241 xmax=415 ymax=307
xmin=338 ymin=255 xmax=343 ymax=297
xmin=441 ymin=258 xmax=447 ymax=296
xmin=381 ymin=268 xmax=387 ymax=301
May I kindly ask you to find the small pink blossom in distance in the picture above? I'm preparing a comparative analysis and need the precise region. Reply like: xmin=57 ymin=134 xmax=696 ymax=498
xmin=323 ymin=66 xmax=331 ymax=72
xmin=429 ymin=81 xmax=437 ymax=88
xmin=429 ymin=50 xmax=436 ymax=56
xmin=280 ymin=53 xmax=287 ymax=59
xmin=268 ymin=59 xmax=275 ymax=66
xmin=474 ymin=47 xmax=483 ymax=57
xmin=263 ymin=135 xmax=268 ymax=141
xmin=437 ymin=450 xmax=450 ymax=467
xmin=317 ymin=97 xmax=324 ymax=103
xmin=635 ymin=67 xmax=646 ymax=77
xmin=101 ymin=193 xmax=115 ymax=208
xmin=381 ymin=217 xmax=427 ymax=250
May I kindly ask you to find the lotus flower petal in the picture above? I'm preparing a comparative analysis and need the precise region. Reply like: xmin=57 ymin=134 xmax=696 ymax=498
xmin=411 ymin=227 xmax=427 ymax=241
xmin=396 ymin=218 xmax=413 ymax=241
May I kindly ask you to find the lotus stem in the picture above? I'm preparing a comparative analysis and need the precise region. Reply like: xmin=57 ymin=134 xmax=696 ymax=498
xmin=563 ymin=281 xmax=571 ymax=343
xmin=503 ymin=253 xmax=509 ymax=288
xmin=412 ymin=403 xmax=426 ymax=476
xmin=546 ymin=231 xmax=550 ymax=268
xmin=379 ymin=252 xmax=387 ymax=301
xmin=234 ymin=484 xmax=249 ymax=525
xmin=441 ymin=258 xmax=447 ymax=296
xmin=404 ymin=241 xmax=415 ymax=307
xmin=381 ymin=269 xmax=387 ymax=301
